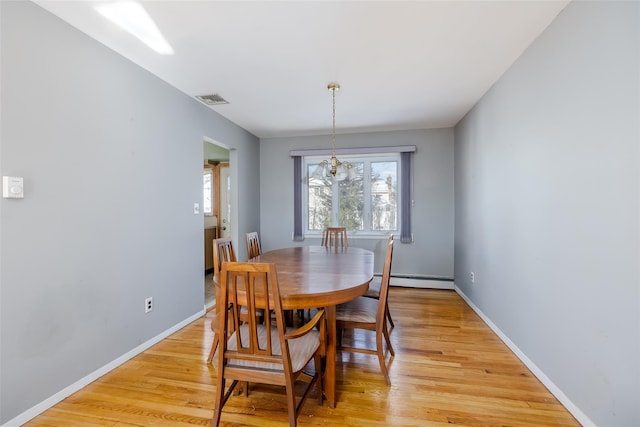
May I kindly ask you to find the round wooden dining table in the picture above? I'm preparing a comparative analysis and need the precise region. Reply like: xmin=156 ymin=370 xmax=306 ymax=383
xmin=250 ymin=245 xmax=374 ymax=408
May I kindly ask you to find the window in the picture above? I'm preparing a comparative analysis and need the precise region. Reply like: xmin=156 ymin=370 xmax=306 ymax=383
xmin=304 ymin=154 xmax=400 ymax=235
xmin=292 ymin=146 xmax=414 ymax=243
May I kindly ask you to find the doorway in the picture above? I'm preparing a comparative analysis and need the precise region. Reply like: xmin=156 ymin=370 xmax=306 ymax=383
xmin=203 ymin=139 xmax=231 ymax=309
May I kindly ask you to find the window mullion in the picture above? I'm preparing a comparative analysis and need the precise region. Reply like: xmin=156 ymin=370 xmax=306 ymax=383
xmin=363 ymin=160 xmax=371 ymax=232
xmin=332 ymin=177 xmax=339 ymax=226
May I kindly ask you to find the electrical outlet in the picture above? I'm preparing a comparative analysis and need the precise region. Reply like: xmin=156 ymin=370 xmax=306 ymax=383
xmin=470 ymin=272 xmax=475 ymax=283
xmin=145 ymin=297 xmax=153 ymax=313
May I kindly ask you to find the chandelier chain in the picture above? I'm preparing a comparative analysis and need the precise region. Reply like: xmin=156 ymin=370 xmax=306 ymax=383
xmin=312 ymin=82 xmax=351 ymax=179
xmin=331 ymin=85 xmax=337 ymax=155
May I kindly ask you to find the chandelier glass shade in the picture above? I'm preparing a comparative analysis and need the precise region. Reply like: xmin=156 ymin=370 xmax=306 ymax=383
xmin=312 ymin=83 xmax=355 ymax=181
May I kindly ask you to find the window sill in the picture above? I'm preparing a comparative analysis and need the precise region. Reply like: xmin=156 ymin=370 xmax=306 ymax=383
xmin=303 ymin=232 xmax=398 ymax=240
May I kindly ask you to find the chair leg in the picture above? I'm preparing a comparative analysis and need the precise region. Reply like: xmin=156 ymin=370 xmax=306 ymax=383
xmin=383 ymin=322 xmax=395 ymax=356
xmin=376 ymin=329 xmax=391 ymax=386
xmin=284 ymin=310 xmax=294 ymax=326
xmin=210 ymin=375 xmax=226 ymax=426
xmin=385 ymin=304 xmax=395 ymax=331
xmin=284 ymin=376 xmax=298 ymax=427
xmin=314 ymin=353 xmax=324 ymax=405
xmin=206 ymin=333 xmax=219 ymax=364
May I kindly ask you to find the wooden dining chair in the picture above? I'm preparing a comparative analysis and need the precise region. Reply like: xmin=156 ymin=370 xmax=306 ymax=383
xmin=336 ymin=235 xmax=394 ymax=385
xmin=207 ymin=238 xmax=261 ymax=365
xmin=245 ymin=231 xmax=262 ymax=259
xmin=321 ymin=227 xmax=348 ymax=249
xmin=213 ymin=238 xmax=236 ymax=275
xmin=211 ymin=262 xmax=325 ymax=427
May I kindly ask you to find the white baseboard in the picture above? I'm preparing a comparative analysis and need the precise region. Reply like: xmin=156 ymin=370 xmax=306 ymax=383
xmin=389 ymin=276 xmax=454 ymax=290
xmin=2 ymin=309 xmax=206 ymax=427
xmin=454 ymin=285 xmax=595 ymax=427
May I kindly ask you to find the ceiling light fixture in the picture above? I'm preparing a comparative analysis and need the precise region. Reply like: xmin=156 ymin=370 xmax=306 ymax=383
xmin=312 ymin=83 xmax=354 ymax=180
xmin=95 ymin=1 xmax=174 ymax=55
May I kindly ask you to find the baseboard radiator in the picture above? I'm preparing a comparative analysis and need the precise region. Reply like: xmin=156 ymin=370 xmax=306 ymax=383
xmin=384 ymin=274 xmax=454 ymax=290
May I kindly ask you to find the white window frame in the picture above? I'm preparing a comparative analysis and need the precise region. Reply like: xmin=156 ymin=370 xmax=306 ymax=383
xmin=303 ymin=153 xmax=401 ymax=237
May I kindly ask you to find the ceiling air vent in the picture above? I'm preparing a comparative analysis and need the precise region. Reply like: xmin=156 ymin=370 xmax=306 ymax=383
xmin=196 ymin=93 xmax=229 ymax=105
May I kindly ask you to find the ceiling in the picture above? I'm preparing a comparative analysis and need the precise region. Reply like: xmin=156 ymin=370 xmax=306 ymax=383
xmin=34 ymin=1 xmax=569 ymax=139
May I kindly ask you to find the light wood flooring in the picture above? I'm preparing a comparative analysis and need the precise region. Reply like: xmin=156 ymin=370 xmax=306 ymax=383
xmin=204 ymin=271 xmax=215 ymax=309
xmin=24 ymin=288 xmax=580 ymax=426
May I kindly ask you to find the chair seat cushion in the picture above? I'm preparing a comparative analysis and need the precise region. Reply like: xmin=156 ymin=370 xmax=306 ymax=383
xmin=336 ymin=297 xmax=378 ymax=323
xmin=220 ymin=324 xmax=320 ymax=373
xmin=364 ymin=278 xmax=381 ymax=298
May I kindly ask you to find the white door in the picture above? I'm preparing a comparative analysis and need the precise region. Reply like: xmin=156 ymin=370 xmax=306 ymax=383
xmin=219 ymin=164 xmax=231 ymax=238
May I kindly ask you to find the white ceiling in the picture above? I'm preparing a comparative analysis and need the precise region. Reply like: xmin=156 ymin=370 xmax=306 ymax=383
xmin=34 ymin=0 xmax=569 ymax=139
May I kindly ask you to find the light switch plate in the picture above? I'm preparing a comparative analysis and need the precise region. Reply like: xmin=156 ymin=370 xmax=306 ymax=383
xmin=3 ymin=176 xmax=24 ymax=198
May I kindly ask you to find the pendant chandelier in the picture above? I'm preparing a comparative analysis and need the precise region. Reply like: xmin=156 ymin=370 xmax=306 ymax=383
xmin=312 ymin=83 xmax=354 ymax=180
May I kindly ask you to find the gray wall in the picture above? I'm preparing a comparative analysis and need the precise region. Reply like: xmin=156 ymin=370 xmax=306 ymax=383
xmin=0 ymin=2 xmax=259 ymax=423
xmin=260 ymin=129 xmax=454 ymax=277
xmin=455 ymin=1 xmax=639 ymax=426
